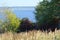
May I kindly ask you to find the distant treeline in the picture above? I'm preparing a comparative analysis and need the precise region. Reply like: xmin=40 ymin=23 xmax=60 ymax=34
xmin=0 ymin=11 xmax=60 ymax=33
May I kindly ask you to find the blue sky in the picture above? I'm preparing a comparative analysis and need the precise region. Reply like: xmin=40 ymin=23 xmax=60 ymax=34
xmin=0 ymin=0 xmax=43 ymax=22
xmin=0 ymin=0 xmax=42 ymax=7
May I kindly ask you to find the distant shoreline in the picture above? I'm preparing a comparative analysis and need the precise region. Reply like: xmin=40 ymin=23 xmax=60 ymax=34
xmin=0 ymin=6 xmax=35 ymax=8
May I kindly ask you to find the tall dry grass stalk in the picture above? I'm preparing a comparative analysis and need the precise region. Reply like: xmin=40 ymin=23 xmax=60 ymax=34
xmin=0 ymin=30 xmax=60 ymax=40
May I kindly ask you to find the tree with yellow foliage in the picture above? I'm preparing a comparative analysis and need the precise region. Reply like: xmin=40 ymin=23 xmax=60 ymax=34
xmin=1 ymin=9 xmax=21 ymax=32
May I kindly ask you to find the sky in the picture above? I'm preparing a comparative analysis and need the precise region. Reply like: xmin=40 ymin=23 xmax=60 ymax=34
xmin=0 ymin=0 xmax=43 ymax=22
xmin=0 ymin=0 xmax=42 ymax=7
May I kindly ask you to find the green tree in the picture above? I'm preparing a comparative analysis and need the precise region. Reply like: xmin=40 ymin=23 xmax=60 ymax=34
xmin=35 ymin=0 xmax=60 ymax=26
xmin=35 ymin=0 xmax=50 ymax=25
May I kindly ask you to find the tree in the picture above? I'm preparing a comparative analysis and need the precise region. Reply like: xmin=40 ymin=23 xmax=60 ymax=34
xmin=1 ymin=9 xmax=21 ymax=32
xmin=35 ymin=0 xmax=60 ymax=31
xmin=35 ymin=0 xmax=51 ymax=25
xmin=17 ymin=18 xmax=33 ymax=32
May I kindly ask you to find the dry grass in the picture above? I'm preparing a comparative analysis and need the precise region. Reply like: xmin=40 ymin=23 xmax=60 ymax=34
xmin=0 ymin=30 xmax=60 ymax=40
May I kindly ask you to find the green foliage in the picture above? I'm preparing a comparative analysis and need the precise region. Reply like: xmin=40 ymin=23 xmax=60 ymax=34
xmin=1 ymin=10 xmax=21 ymax=32
xmin=35 ymin=0 xmax=60 ymax=26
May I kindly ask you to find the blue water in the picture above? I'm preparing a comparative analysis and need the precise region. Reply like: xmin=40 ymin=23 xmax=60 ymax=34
xmin=12 ymin=7 xmax=36 ymax=22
